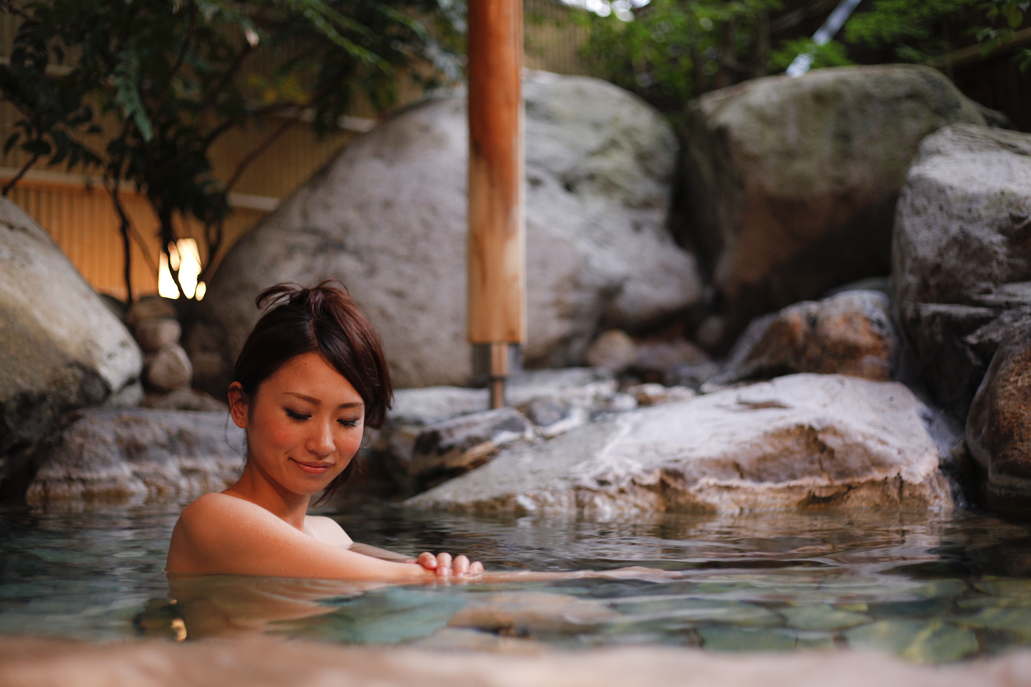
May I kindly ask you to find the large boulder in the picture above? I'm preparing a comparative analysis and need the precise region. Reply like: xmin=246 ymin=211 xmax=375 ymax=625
xmin=893 ymin=124 xmax=1031 ymax=420
xmin=23 ymin=408 xmax=244 ymax=505
xmin=190 ymin=74 xmax=702 ymax=391
xmin=407 ymin=374 xmax=956 ymax=516
xmin=965 ymin=326 xmax=1031 ymax=515
xmin=0 ymin=199 xmax=142 ymax=484
xmin=682 ymin=65 xmax=986 ymax=348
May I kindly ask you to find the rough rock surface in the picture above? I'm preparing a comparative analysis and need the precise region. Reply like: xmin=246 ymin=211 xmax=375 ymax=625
xmin=134 ymin=318 xmax=182 ymax=353
xmin=3 ymin=637 xmax=1031 ymax=687
xmin=713 ymin=290 xmax=899 ymax=387
xmin=407 ymin=374 xmax=956 ymax=515
xmin=893 ymin=124 xmax=1031 ymax=419
xmin=683 ymin=65 xmax=985 ymax=347
xmin=0 ymin=198 xmax=142 ymax=470
xmin=370 ymin=368 xmax=622 ymax=485
xmin=192 ymin=74 xmax=702 ymax=391
xmin=24 ymin=408 xmax=244 ymax=504
xmin=126 ymin=296 xmax=178 ymax=329
xmin=586 ymin=330 xmax=638 ymax=373
xmin=965 ymin=326 xmax=1031 ymax=515
xmin=145 ymin=343 xmax=194 ymax=393
xmin=143 ymin=388 xmax=229 ymax=413
xmin=407 ymin=407 xmax=535 ymax=491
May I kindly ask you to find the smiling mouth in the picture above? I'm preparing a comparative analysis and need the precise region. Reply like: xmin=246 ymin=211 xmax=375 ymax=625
xmin=290 ymin=459 xmax=333 ymax=475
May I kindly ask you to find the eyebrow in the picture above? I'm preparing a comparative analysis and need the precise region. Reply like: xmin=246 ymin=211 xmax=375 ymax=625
xmin=284 ymin=392 xmax=364 ymax=409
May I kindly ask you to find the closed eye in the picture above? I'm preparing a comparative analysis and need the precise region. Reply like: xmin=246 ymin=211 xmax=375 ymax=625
xmin=285 ymin=409 xmax=310 ymax=421
xmin=338 ymin=418 xmax=360 ymax=428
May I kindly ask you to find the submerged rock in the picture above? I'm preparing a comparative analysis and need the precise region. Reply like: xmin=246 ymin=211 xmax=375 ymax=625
xmin=192 ymin=74 xmax=701 ymax=391
xmin=3 ymin=634 xmax=1031 ymax=687
xmin=682 ymin=65 xmax=985 ymax=347
xmin=0 ymin=199 xmax=142 ymax=479
xmin=965 ymin=326 xmax=1031 ymax=515
xmin=893 ymin=124 xmax=1031 ymax=419
xmin=24 ymin=408 xmax=244 ymax=504
xmin=407 ymin=374 xmax=956 ymax=516
xmin=712 ymin=291 xmax=899 ymax=388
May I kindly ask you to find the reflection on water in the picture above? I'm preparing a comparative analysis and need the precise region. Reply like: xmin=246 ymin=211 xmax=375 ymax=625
xmin=2 ymin=501 xmax=1031 ymax=662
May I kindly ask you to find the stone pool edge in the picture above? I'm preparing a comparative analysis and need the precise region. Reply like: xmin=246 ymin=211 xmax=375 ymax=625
xmin=1 ymin=637 xmax=1030 ymax=687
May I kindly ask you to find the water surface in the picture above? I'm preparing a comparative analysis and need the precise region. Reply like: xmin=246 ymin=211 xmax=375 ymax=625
xmin=2 ymin=501 xmax=1030 ymax=663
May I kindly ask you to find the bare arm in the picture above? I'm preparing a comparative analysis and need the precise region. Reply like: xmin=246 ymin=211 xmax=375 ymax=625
xmin=306 ymin=515 xmax=484 ymax=575
xmin=167 ymin=494 xmax=439 ymax=583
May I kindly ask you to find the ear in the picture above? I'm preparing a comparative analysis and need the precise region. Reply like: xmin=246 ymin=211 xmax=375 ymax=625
xmin=227 ymin=382 xmax=250 ymax=429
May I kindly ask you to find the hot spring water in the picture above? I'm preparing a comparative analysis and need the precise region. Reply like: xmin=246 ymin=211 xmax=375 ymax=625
xmin=2 ymin=499 xmax=1031 ymax=663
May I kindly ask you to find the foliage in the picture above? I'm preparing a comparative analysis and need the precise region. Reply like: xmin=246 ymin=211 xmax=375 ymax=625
xmin=575 ymin=0 xmax=1029 ymax=127
xmin=0 ymin=0 xmax=462 ymax=299
xmin=576 ymin=0 xmax=780 ymax=124
xmin=767 ymin=37 xmax=854 ymax=72
xmin=844 ymin=0 xmax=1030 ymax=67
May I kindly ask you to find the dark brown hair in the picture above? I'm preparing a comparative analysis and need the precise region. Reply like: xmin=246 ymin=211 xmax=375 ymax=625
xmin=233 ymin=281 xmax=393 ymax=503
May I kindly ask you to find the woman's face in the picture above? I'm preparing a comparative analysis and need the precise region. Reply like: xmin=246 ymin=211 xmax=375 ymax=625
xmin=228 ymin=352 xmax=365 ymax=497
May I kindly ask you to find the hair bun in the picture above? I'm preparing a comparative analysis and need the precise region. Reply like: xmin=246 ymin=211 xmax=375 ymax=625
xmin=255 ymin=281 xmax=349 ymax=313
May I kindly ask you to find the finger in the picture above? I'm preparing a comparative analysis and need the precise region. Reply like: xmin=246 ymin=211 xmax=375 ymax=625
xmin=417 ymin=552 xmax=437 ymax=569
xmin=453 ymin=555 xmax=470 ymax=577
xmin=469 ymin=561 xmax=484 ymax=574
xmin=436 ymin=552 xmax=452 ymax=576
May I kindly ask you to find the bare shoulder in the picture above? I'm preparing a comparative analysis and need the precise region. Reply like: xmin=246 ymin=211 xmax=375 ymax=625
xmin=167 ymin=493 xmax=282 ymax=574
xmin=304 ymin=515 xmax=353 ymax=547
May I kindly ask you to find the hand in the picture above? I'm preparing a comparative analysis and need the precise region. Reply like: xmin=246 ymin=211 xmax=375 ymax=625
xmin=414 ymin=551 xmax=485 ymax=579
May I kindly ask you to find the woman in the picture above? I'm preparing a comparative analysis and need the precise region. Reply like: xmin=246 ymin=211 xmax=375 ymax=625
xmin=167 ymin=282 xmax=483 ymax=582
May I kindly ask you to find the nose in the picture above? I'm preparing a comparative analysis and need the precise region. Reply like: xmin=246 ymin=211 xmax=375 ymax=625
xmin=307 ymin=419 xmax=334 ymax=458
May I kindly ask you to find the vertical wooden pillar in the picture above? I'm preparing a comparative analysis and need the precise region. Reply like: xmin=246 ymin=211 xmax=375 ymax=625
xmin=467 ymin=0 xmax=526 ymax=408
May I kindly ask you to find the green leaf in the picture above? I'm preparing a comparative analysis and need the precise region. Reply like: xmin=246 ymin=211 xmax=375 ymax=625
xmin=113 ymin=52 xmax=154 ymax=142
xmin=1004 ymin=0 xmax=1024 ymax=27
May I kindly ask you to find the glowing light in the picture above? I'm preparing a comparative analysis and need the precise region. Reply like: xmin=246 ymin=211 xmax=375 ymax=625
xmin=157 ymin=238 xmax=203 ymax=299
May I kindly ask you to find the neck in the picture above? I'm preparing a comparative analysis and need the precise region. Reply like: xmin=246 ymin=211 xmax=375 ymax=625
xmin=225 ymin=461 xmax=312 ymax=530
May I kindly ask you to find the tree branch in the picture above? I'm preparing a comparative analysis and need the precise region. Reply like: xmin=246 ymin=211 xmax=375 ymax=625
xmin=2 ymin=152 xmax=40 ymax=196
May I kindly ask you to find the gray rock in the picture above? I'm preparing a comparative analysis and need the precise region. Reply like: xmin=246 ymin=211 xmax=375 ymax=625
xmin=407 ymin=374 xmax=956 ymax=516
xmin=24 ymin=408 xmax=244 ymax=504
xmin=585 ymin=330 xmax=638 ymax=373
xmin=408 ymin=407 xmax=535 ymax=491
xmin=713 ymin=291 xmax=899 ymax=388
xmin=193 ymin=74 xmax=702 ymax=391
xmin=965 ymin=325 xmax=1031 ymax=515
xmin=388 ymin=386 xmax=490 ymax=426
xmin=0 ymin=198 xmax=142 ymax=470
xmin=134 ymin=317 xmax=182 ymax=353
xmin=893 ymin=124 xmax=1031 ymax=419
xmin=369 ymin=369 xmax=620 ymax=483
xmin=126 ymin=295 xmax=178 ymax=329
xmin=625 ymin=383 xmax=695 ymax=407
xmin=683 ymin=65 xmax=986 ymax=347
xmin=522 ymin=397 xmax=589 ymax=438
xmin=634 ymin=338 xmax=709 ymax=382
xmin=668 ymin=361 xmax=722 ymax=390
xmin=507 ymin=367 xmax=619 ymax=409
xmin=145 ymin=343 xmax=193 ymax=393
xmin=144 ymin=388 xmax=229 ymax=413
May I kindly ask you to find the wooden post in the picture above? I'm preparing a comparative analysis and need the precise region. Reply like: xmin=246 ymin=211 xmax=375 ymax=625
xmin=467 ymin=0 xmax=526 ymax=409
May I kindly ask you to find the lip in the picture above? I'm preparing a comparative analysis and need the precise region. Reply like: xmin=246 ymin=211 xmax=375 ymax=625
xmin=290 ymin=459 xmax=334 ymax=475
